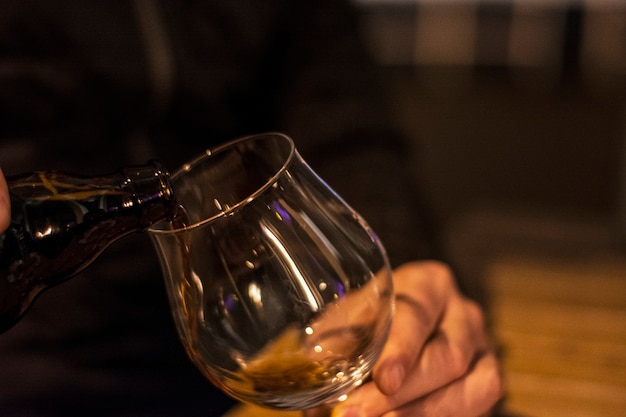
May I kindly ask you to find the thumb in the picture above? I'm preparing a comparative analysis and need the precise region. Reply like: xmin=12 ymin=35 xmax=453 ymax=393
xmin=0 ymin=167 xmax=10 ymax=232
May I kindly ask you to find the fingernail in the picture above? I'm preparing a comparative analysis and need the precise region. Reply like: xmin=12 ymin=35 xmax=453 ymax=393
xmin=380 ymin=362 xmax=405 ymax=394
xmin=332 ymin=405 xmax=364 ymax=417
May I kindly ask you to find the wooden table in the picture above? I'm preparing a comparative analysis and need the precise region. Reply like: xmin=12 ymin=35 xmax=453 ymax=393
xmin=486 ymin=253 xmax=626 ymax=417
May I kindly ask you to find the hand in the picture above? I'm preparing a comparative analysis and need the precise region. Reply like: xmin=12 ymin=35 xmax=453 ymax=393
xmin=304 ymin=261 xmax=503 ymax=417
xmin=0 ymin=168 xmax=9 ymax=232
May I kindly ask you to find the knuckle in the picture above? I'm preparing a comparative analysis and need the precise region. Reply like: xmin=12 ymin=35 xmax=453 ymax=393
xmin=485 ymin=357 xmax=505 ymax=405
xmin=422 ymin=260 xmax=454 ymax=281
xmin=444 ymin=342 xmax=474 ymax=380
xmin=465 ymin=297 xmax=487 ymax=328
xmin=404 ymin=260 xmax=457 ymax=294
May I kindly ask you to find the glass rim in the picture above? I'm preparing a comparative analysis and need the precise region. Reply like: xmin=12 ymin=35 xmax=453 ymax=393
xmin=148 ymin=132 xmax=295 ymax=234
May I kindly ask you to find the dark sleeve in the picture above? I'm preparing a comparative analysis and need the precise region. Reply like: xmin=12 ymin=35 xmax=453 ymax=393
xmin=272 ymin=1 xmax=442 ymax=266
xmin=142 ymin=0 xmax=443 ymax=265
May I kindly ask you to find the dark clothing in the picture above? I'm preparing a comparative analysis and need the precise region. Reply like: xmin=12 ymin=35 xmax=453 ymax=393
xmin=0 ymin=1 xmax=439 ymax=415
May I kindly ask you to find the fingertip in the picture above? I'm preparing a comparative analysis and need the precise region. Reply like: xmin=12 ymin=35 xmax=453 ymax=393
xmin=379 ymin=361 xmax=405 ymax=395
xmin=374 ymin=356 xmax=408 ymax=395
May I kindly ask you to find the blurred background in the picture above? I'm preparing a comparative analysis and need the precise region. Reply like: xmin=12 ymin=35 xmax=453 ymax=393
xmin=350 ymin=0 xmax=626 ymax=416
xmin=0 ymin=1 xmax=623 ymax=416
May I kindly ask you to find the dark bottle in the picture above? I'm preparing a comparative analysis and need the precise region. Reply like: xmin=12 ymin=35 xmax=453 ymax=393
xmin=0 ymin=162 xmax=175 ymax=333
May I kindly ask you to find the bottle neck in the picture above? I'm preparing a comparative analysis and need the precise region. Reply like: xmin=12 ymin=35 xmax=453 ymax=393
xmin=119 ymin=161 xmax=175 ymax=229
